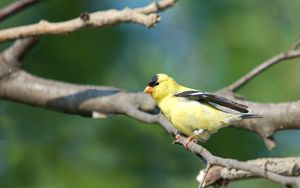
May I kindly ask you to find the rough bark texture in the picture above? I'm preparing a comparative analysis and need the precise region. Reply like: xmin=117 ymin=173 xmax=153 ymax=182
xmin=0 ymin=70 xmax=157 ymax=118
xmin=199 ymin=157 xmax=300 ymax=187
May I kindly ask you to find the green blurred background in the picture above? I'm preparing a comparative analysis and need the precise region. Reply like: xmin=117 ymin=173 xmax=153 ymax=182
xmin=0 ymin=0 xmax=300 ymax=187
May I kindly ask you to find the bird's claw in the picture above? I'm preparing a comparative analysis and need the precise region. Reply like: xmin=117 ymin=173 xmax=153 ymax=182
xmin=172 ymin=134 xmax=181 ymax=144
xmin=183 ymin=140 xmax=191 ymax=149
xmin=183 ymin=135 xmax=197 ymax=149
xmin=173 ymin=134 xmax=197 ymax=149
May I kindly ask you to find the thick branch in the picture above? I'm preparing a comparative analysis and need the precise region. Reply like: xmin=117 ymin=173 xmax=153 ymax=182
xmin=0 ymin=0 xmax=39 ymax=22
xmin=225 ymin=50 xmax=300 ymax=92
xmin=200 ymin=157 xmax=300 ymax=187
xmin=0 ymin=43 xmax=299 ymax=153
xmin=0 ymin=70 xmax=156 ymax=119
xmin=0 ymin=0 xmax=175 ymax=43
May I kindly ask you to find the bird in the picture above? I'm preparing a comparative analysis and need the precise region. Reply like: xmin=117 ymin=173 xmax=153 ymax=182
xmin=143 ymin=73 xmax=260 ymax=147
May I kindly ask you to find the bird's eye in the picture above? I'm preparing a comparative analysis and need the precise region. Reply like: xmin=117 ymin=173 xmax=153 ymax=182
xmin=148 ymin=81 xmax=159 ymax=87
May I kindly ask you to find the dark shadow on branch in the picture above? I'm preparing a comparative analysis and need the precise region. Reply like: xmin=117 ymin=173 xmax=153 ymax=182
xmin=46 ymin=89 xmax=120 ymax=117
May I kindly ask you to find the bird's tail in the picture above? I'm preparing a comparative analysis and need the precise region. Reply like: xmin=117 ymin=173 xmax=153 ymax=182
xmin=240 ymin=113 xmax=262 ymax=119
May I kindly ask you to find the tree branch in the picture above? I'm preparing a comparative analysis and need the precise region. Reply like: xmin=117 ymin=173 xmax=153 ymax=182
xmin=219 ymin=38 xmax=300 ymax=149
xmin=292 ymin=36 xmax=300 ymax=50
xmin=2 ymin=37 xmax=37 ymax=62
xmin=172 ymin=136 xmax=300 ymax=188
xmin=199 ymin=157 xmax=300 ymax=187
xmin=0 ymin=47 xmax=299 ymax=187
xmin=225 ymin=50 xmax=300 ymax=92
xmin=0 ymin=38 xmax=37 ymax=78
xmin=0 ymin=1 xmax=299 ymax=187
xmin=0 ymin=70 xmax=158 ymax=119
xmin=228 ymin=99 xmax=300 ymax=150
xmin=2 ymin=69 xmax=298 ymax=187
xmin=0 ymin=0 xmax=40 ymax=22
xmin=154 ymin=116 xmax=300 ymax=187
xmin=0 ymin=0 xmax=175 ymax=43
xmin=135 ymin=0 xmax=176 ymax=14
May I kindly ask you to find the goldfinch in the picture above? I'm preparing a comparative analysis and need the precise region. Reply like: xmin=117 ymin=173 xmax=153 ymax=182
xmin=143 ymin=73 xmax=260 ymax=146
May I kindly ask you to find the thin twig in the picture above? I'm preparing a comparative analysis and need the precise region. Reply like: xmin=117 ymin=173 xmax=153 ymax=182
xmin=0 ymin=0 xmax=40 ymax=22
xmin=135 ymin=0 xmax=176 ymax=14
xmin=0 ymin=0 xmax=175 ymax=43
xmin=292 ymin=36 xmax=300 ymax=50
xmin=226 ymin=50 xmax=300 ymax=92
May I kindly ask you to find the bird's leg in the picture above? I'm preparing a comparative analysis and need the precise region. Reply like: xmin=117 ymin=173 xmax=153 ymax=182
xmin=184 ymin=129 xmax=205 ymax=148
xmin=184 ymin=134 xmax=198 ymax=148
xmin=172 ymin=129 xmax=183 ymax=144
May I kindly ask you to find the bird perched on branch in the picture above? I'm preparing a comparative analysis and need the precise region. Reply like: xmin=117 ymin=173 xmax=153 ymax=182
xmin=143 ymin=73 xmax=260 ymax=147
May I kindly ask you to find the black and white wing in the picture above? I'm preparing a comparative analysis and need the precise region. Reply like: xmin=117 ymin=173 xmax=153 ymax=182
xmin=175 ymin=90 xmax=249 ymax=113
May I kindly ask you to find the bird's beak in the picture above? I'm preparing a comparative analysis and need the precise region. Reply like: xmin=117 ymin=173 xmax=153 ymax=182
xmin=143 ymin=86 xmax=153 ymax=94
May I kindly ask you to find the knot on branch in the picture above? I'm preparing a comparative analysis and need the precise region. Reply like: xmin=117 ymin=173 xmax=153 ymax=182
xmin=292 ymin=164 xmax=300 ymax=176
xmin=80 ymin=12 xmax=90 ymax=22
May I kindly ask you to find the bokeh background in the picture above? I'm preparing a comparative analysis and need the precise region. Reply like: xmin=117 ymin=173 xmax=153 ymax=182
xmin=1 ymin=0 xmax=300 ymax=187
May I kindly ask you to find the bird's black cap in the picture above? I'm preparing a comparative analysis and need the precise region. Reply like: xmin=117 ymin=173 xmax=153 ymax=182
xmin=147 ymin=74 xmax=159 ymax=87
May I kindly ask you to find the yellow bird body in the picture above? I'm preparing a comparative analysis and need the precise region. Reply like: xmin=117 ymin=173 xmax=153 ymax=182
xmin=144 ymin=73 xmax=257 ymax=142
xmin=159 ymin=95 xmax=234 ymax=140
